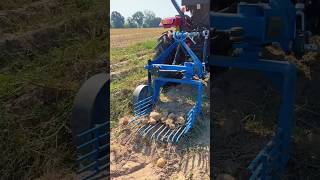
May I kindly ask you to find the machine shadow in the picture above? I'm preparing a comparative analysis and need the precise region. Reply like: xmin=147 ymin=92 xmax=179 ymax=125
xmin=210 ymin=69 xmax=282 ymax=178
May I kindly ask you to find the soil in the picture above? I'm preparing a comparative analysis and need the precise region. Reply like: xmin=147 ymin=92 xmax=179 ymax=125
xmin=211 ymin=36 xmax=320 ymax=179
xmin=110 ymin=80 xmax=210 ymax=180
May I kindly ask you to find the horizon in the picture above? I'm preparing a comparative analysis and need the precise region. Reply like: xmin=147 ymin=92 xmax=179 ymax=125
xmin=110 ymin=0 xmax=181 ymax=19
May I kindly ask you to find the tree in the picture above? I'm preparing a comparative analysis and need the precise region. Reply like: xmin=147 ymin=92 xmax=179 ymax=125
xmin=143 ymin=10 xmax=162 ymax=28
xmin=111 ymin=11 xmax=125 ymax=28
xmin=126 ymin=17 xmax=137 ymax=28
xmin=150 ymin=17 xmax=162 ymax=27
xmin=132 ymin=11 xmax=145 ymax=28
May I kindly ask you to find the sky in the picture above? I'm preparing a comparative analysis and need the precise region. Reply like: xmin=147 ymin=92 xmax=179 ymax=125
xmin=110 ymin=0 xmax=181 ymax=19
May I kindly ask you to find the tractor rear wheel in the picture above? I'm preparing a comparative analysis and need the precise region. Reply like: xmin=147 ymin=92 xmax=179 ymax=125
xmin=154 ymin=30 xmax=176 ymax=64
xmin=71 ymin=73 xmax=109 ymax=146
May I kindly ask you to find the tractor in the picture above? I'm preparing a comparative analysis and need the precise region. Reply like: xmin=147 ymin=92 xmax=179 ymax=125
xmin=70 ymin=0 xmax=320 ymax=179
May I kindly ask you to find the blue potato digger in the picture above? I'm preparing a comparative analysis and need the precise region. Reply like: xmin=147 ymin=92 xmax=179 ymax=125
xmin=71 ymin=0 xmax=320 ymax=179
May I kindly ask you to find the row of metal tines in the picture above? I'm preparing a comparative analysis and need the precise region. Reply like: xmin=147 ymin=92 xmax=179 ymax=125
xmin=127 ymin=96 xmax=197 ymax=143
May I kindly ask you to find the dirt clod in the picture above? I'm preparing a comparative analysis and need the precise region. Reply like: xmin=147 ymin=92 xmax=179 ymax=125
xmin=156 ymin=158 xmax=167 ymax=168
xmin=176 ymin=116 xmax=185 ymax=125
xmin=119 ymin=117 xmax=129 ymax=126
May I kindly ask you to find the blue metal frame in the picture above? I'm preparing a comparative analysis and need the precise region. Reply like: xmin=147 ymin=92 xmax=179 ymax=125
xmin=210 ymin=0 xmax=299 ymax=178
xmin=75 ymin=122 xmax=109 ymax=180
xmin=147 ymin=32 xmax=205 ymax=79
xmin=127 ymin=31 xmax=206 ymax=143
xmin=211 ymin=0 xmax=297 ymax=51
xmin=209 ymin=57 xmax=297 ymax=179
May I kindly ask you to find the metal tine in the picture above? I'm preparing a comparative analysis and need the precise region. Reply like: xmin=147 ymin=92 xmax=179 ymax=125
xmin=143 ymin=123 xmax=159 ymax=137
xmin=133 ymin=114 xmax=149 ymax=125
xmin=134 ymin=97 xmax=152 ymax=105
xmin=133 ymin=104 xmax=152 ymax=117
xmin=124 ymin=124 xmax=148 ymax=145
xmin=171 ymin=126 xmax=183 ymax=142
xmin=128 ymin=117 xmax=139 ymax=125
xmin=130 ymin=118 xmax=143 ymax=129
xmin=161 ymin=129 xmax=172 ymax=141
xmin=134 ymin=100 xmax=152 ymax=111
xmin=171 ymin=109 xmax=193 ymax=143
xmin=183 ymin=109 xmax=194 ymax=127
xmin=133 ymin=96 xmax=153 ymax=107
xmin=137 ymin=124 xmax=147 ymax=133
xmin=176 ymin=126 xmax=187 ymax=142
xmin=134 ymin=107 xmax=152 ymax=116
xmin=141 ymin=124 xmax=152 ymax=134
xmin=134 ymin=103 xmax=152 ymax=114
xmin=133 ymin=96 xmax=152 ymax=109
xmin=134 ymin=102 xmax=153 ymax=114
xmin=128 ymin=113 xmax=144 ymax=125
xmin=129 ymin=108 xmax=151 ymax=125
xmin=128 ymin=112 xmax=147 ymax=125
xmin=167 ymin=128 xmax=178 ymax=143
xmin=151 ymin=124 xmax=165 ymax=140
xmin=156 ymin=126 xmax=168 ymax=141
xmin=133 ymin=96 xmax=153 ymax=113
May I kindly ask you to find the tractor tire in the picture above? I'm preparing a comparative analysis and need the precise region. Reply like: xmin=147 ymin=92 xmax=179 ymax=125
xmin=154 ymin=30 xmax=176 ymax=64
xmin=71 ymin=73 xmax=109 ymax=147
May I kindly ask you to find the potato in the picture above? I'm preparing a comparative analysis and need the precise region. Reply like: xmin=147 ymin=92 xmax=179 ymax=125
xmin=165 ymin=118 xmax=176 ymax=129
xmin=176 ymin=116 xmax=185 ymax=124
xmin=150 ymin=111 xmax=161 ymax=121
xmin=156 ymin=158 xmax=167 ymax=168
xmin=165 ymin=118 xmax=174 ymax=125
xmin=148 ymin=117 xmax=157 ymax=125
xmin=169 ymin=123 xmax=176 ymax=129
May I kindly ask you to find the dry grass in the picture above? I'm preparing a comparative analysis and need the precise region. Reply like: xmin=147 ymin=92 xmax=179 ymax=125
xmin=0 ymin=0 xmax=108 ymax=179
xmin=110 ymin=28 xmax=164 ymax=48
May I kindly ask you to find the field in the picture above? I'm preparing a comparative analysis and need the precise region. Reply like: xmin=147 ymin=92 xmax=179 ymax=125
xmin=0 ymin=0 xmax=107 ymax=179
xmin=110 ymin=28 xmax=164 ymax=125
xmin=111 ymin=28 xmax=164 ymax=48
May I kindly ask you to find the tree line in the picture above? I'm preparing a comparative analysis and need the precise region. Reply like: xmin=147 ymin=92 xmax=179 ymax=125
xmin=111 ymin=10 xmax=162 ymax=28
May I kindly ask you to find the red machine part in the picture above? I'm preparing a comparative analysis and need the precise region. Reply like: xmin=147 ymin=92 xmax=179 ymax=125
xmin=159 ymin=15 xmax=182 ymax=29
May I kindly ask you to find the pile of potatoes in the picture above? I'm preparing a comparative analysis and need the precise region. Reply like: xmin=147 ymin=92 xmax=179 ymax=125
xmin=141 ymin=111 xmax=186 ymax=129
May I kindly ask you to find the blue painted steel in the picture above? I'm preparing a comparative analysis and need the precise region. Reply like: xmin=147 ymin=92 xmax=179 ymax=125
xmin=209 ymin=0 xmax=304 ymax=178
xmin=210 ymin=0 xmax=299 ymax=178
xmin=148 ymin=32 xmax=205 ymax=79
xmin=75 ymin=122 xmax=109 ymax=180
xmin=211 ymin=0 xmax=297 ymax=51
xmin=131 ymin=78 xmax=202 ymax=143
xmin=129 ymin=31 xmax=207 ymax=143
xmin=153 ymin=77 xmax=203 ymax=133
